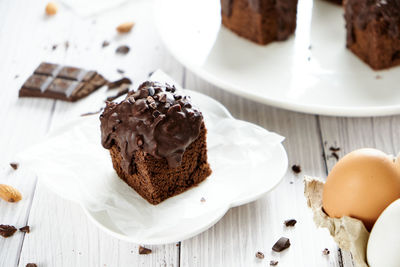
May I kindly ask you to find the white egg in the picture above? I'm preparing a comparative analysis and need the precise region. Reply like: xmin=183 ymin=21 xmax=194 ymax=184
xmin=367 ymin=199 xmax=400 ymax=267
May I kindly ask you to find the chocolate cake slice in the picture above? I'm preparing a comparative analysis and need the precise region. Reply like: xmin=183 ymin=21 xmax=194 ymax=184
xmin=345 ymin=0 xmax=400 ymax=70
xmin=221 ymin=0 xmax=298 ymax=45
xmin=100 ymin=81 xmax=212 ymax=205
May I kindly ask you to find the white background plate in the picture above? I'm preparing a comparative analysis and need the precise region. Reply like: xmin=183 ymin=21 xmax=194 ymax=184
xmin=154 ymin=0 xmax=400 ymax=117
xmin=17 ymin=72 xmax=288 ymax=244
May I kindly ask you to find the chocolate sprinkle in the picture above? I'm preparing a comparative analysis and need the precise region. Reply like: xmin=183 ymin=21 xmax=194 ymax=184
xmin=10 ymin=162 xmax=19 ymax=170
xmin=138 ymin=246 xmax=152 ymax=255
xmin=272 ymin=237 xmax=291 ymax=252
xmin=255 ymin=251 xmax=264 ymax=259
xmin=0 ymin=225 xmax=17 ymax=238
xmin=270 ymin=260 xmax=279 ymax=266
xmin=116 ymin=45 xmax=130 ymax=55
xmin=19 ymin=226 xmax=30 ymax=233
xmin=291 ymin=165 xmax=301 ymax=174
xmin=284 ymin=219 xmax=297 ymax=227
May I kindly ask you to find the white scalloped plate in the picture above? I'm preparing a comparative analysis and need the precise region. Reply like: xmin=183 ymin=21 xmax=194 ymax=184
xmin=17 ymin=71 xmax=288 ymax=244
xmin=154 ymin=0 xmax=400 ymax=117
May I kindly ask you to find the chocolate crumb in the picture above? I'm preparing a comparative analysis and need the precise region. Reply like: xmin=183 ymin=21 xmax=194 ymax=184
xmin=10 ymin=162 xmax=19 ymax=170
xmin=331 ymin=152 xmax=339 ymax=160
xmin=148 ymin=70 xmax=155 ymax=77
xmin=65 ymin=41 xmax=70 ymax=50
xmin=116 ymin=45 xmax=130 ymax=55
xmin=322 ymin=248 xmax=330 ymax=255
xmin=26 ymin=264 xmax=37 ymax=267
xmin=0 ymin=225 xmax=17 ymax=238
xmin=81 ymin=109 xmax=103 ymax=117
xmin=272 ymin=237 xmax=290 ymax=252
xmin=284 ymin=219 xmax=297 ymax=227
xmin=200 ymin=197 xmax=206 ymax=203
xmin=308 ymin=45 xmax=312 ymax=50
xmin=117 ymin=69 xmax=125 ymax=74
xmin=329 ymin=146 xmax=340 ymax=152
xmin=138 ymin=246 xmax=152 ymax=255
xmin=375 ymin=75 xmax=382 ymax=79
xmin=307 ymin=57 xmax=311 ymax=61
xmin=289 ymin=181 xmax=293 ymax=184
xmin=291 ymin=165 xmax=301 ymax=174
xmin=14 ymin=75 xmax=19 ymax=79
xmin=270 ymin=260 xmax=279 ymax=266
xmin=255 ymin=251 xmax=264 ymax=259
xmin=52 ymin=44 xmax=57 ymax=50
xmin=102 ymin=40 xmax=110 ymax=48
xmin=19 ymin=226 xmax=30 ymax=233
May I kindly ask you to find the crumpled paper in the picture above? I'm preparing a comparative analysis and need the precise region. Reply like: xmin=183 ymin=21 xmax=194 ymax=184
xmin=304 ymin=176 xmax=370 ymax=267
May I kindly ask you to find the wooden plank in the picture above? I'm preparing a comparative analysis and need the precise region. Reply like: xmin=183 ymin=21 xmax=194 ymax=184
xmin=17 ymin=1 xmax=185 ymax=265
xmin=180 ymin=72 xmax=342 ymax=267
xmin=318 ymin=115 xmax=400 ymax=267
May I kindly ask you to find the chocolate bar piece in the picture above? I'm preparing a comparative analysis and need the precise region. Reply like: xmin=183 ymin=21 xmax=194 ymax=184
xmin=19 ymin=62 xmax=108 ymax=102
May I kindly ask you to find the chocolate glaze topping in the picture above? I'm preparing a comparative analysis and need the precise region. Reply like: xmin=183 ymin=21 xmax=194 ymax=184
xmin=345 ymin=0 xmax=400 ymax=46
xmin=100 ymin=81 xmax=203 ymax=174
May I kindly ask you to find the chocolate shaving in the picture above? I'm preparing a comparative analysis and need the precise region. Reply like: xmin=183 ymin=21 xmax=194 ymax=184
xmin=284 ymin=219 xmax=297 ymax=227
xmin=116 ymin=45 xmax=130 ymax=55
xmin=19 ymin=226 xmax=30 ymax=233
xmin=291 ymin=165 xmax=301 ymax=174
xmin=10 ymin=162 xmax=19 ymax=170
xmin=329 ymin=146 xmax=340 ymax=152
xmin=255 ymin=251 xmax=264 ymax=259
xmin=270 ymin=260 xmax=279 ymax=266
xmin=272 ymin=237 xmax=290 ymax=252
xmin=138 ymin=246 xmax=152 ymax=255
xmin=0 ymin=225 xmax=17 ymax=238
xmin=106 ymin=85 xmax=130 ymax=101
xmin=107 ymin=77 xmax=132 ymax=90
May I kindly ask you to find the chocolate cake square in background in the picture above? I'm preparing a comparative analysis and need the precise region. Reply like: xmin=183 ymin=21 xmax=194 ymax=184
xmin=19 ymin=62 xmax=108 ymax=101
xmin=220 ymin=0 xmax=298 ymax=45
xmin=100 ymin=81 xmax=212 ymax=205
xmin=344 ymin=0 xmax=400 ymax=70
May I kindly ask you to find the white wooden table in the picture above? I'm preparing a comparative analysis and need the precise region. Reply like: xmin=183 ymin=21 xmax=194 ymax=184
xmin=1 ymin=0 xmax=396 ymax=266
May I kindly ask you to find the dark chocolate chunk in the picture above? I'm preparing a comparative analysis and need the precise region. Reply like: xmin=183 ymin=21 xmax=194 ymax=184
xmin=138 ymin=246 xmax=152 ymax=255
xmin=102 ymin=40 xmax=110 ymax=48
xmin=116 ymin=45 xmax=130 ymax=55
xmin=26 ymin=264 xmax=37 ymax=267
xmin=19 ymin=62 xmax=107 ymax=102
xmin=255 ymin=251 xmax=264 ymax=259
xmin=284 ymin=219 xmax=297 ymax=227
xmin=272 ymin=237 xmax=290 ymax=252
xmin=0 ymin=225 xmax=17 ymax=238
xmin=10 ymin=162 xmax=19 ymax=170
xmin=329 ymin=146 xmax=340 ymax=152
xmin=19 ymin=226 xmax=30 ymax=233
xmin=270 ymin=260 xmax=279 ymax=266
xmin=322 ymin=248 xmax=330 ymax=255
xmin=107 ymin=77 xmax=132 ymax=90
xmin=291 ymin=164 xmax=301 ymax=174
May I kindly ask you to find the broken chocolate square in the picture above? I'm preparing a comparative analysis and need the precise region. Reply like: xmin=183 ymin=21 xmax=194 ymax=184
xmin=19 ymin=62 xmax=107 ymax=102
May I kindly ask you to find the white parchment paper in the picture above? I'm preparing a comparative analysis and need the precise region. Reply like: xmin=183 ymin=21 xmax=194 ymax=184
xmin=16 ymin=84 xmax=286 ymax=243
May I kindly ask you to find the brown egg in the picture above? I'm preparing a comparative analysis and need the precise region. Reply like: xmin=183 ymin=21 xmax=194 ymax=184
xmin=322 ymin=148 xmax=400 ymax=231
